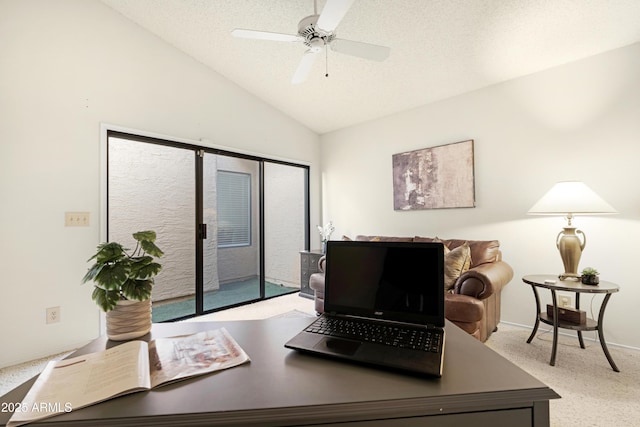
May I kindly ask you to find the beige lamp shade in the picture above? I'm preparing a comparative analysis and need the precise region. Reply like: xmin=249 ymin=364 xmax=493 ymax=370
xmin=528 ymin=181 xmax=617 ymax=218
xmin=528 ymin=181 xmax=617 ymax=280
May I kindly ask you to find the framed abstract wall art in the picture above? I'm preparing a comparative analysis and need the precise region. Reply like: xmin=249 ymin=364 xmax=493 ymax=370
xmin=392 ymin=139 xmax=475 ymax=211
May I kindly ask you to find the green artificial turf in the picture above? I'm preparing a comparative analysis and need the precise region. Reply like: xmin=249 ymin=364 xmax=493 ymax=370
xmin=152 ymin=278 xmax=297 ymax=322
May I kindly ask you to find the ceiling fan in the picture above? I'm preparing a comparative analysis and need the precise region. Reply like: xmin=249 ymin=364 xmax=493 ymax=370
xmin=231 ymin=0 xmax=390 ymax=84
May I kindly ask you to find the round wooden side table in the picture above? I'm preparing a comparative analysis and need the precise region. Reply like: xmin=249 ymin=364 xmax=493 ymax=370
xmin=522 ymin=274 xmax=620 ymax=372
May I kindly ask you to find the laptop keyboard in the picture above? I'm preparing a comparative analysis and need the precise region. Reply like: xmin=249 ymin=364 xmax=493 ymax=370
xmin=306 ymin=316 xmax=442 ymax=353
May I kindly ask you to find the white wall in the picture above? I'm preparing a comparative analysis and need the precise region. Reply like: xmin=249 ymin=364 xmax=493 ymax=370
xmin=0 ymin=0 xmax=320 ymax=368
xmin=320 ymin=42 xmax=640 ymax=350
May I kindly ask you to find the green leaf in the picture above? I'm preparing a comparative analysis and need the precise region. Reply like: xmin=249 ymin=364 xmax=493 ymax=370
xmin=133 ymin=230 xmax=156 ymax=242
xmin=140 ymin=240 xmax=164 ymax=258
xmin=130 ymin=258 xmax=162 ymax=279
xmin=132 ymin=231 xmax=163 ymax=257
xmin=82 ymin=264 xmax=103 ymax=284
xmin=129 ymin=255 xmax=152 ymax=271
xmin=89 ymin=242 xmax=127 ymax=264
xmin=121 ymin=278 xmax=153 ymax=301
xmin=92 ymin=287 xmax=121 ymax=312
xmin=94 ymin=262 xmax=129 ymax=290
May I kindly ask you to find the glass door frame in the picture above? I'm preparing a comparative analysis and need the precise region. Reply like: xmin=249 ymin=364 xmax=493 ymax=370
xmin=103 ymin=127 xmax=310 ymax=321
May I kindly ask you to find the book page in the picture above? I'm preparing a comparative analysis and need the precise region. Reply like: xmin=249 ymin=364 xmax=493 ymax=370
xmin=149 ymin=328 xmax=250 ymax=388
xmin=7 ymin=340 xmax=150 ymax=427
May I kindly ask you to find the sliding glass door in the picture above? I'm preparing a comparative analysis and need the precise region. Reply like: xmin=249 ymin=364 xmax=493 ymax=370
xmin=106 ymin=131 xmax=308 ymax=321
xmin=203 ymin=154 xmax=261 ymax=311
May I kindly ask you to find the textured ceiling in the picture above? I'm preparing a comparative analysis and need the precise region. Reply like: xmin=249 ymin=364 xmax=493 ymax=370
xmin=101 ymin=0 xmax=640 ymax=134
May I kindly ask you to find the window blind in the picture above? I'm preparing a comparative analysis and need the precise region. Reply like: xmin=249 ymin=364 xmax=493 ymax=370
xmin=217 ymin=171 xmax=251 ymax=247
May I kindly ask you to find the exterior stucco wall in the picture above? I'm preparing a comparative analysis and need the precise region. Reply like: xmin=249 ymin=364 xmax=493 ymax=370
xmin=264 ymin=163 xmax=306 ymax=288
xmin=107 ymin=137 xmax=210 ymax=302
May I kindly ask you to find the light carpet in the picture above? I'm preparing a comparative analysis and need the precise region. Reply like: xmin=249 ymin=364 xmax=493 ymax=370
xmin=485 ymin=323 xmax=640 ymax=427
xmin=0 ymin=351 xmax=72 ymax=397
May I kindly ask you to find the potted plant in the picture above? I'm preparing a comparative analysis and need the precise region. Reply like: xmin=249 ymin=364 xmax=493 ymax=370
xmin=581 ymin=267 xmax=599 ymax=285
xmin=317 ymin=221 xmax=335 ymax=253
xmin=82 ymin=230 xmax=164 ymax=340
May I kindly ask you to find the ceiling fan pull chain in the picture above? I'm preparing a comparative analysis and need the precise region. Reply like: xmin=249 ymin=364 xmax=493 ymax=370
xmin=325 ymin=46 xmax=329 ymax=78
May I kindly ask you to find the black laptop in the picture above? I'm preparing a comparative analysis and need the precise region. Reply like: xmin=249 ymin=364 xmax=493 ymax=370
xmin=285 ymin=240 xmax=446 ymax=377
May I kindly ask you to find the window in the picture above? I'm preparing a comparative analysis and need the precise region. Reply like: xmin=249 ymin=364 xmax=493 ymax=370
xmin=217 ymin=171 xmax=251 ymax=247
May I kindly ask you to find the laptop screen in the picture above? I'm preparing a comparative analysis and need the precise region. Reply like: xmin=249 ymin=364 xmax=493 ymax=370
xmin=324 ymin=240 xmax=445 ymax=326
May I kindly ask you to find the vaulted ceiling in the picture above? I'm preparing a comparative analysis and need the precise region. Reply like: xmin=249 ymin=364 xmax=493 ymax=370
xmin=101 ymin=0 xmax=640 ymax=134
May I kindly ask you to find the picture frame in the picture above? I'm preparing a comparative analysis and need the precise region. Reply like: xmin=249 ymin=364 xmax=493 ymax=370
xmin=392 ymin=140 xmax=475 ymax=211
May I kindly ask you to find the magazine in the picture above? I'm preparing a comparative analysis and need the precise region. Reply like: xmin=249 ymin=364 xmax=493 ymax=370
xmin=7 ymin=328 xmax=250 ymax=427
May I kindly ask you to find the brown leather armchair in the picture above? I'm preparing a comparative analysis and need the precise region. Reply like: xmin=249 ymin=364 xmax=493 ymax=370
xmin=309 ymin=236 xmax=514 ymax=342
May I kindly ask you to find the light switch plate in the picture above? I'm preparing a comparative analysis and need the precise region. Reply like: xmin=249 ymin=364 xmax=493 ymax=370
xmin=65 ymin=212 xmax=90 ymax=227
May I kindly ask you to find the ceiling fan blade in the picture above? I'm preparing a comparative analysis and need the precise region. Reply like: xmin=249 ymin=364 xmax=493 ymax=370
xmin=316 ymin=0 xmax=355 ymax=32
xmin=292 ymin=51 xmax=318 ymax=85
xmin=231 ymin=29 xmax=301 ymax=43
xmin=330 ymin=38 xmax=390 ymax=62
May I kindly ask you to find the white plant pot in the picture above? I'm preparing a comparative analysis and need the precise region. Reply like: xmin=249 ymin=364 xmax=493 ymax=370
xmin=106 ymin=299 xmax=152 ymax=341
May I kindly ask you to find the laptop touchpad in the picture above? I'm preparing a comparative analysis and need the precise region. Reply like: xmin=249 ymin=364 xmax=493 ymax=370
xmin=315 ymin=338 xmax=360 ymax=356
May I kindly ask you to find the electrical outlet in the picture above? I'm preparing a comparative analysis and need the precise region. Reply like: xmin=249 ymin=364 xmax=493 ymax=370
xmin=65 ymin=212 xmax=90 ymax=227
xmin=46 ymin=307 xmax=61 ymax=324
xmin=559 ymin=295 xmax=572 ymax=308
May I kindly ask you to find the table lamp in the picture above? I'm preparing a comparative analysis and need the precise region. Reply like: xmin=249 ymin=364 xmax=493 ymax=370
xmin=528 ymin=181 xmax=617 ymax=280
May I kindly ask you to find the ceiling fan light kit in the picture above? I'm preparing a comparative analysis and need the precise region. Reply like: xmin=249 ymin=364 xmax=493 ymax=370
xmin=231 ymin=0 xmax=390 ymax=84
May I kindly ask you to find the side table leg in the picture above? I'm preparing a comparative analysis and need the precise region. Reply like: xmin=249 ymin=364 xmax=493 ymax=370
xmin=527 ymin=285 xmax=541 ymax=343
xmin=550 ymin=290 xmax=559 ymax=366
xmin=575 ymin=293 xmax=585 ymax=349
xmin=597 ymin=294 xmax=620 ymax=372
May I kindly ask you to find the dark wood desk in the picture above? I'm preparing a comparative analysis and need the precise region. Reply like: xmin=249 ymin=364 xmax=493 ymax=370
xmin=1 ymin=318 xmax=559 ymax=427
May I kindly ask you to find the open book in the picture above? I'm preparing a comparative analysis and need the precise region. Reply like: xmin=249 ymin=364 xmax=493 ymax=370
xmin=7 ymin=328 xmax=250 ymax=427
